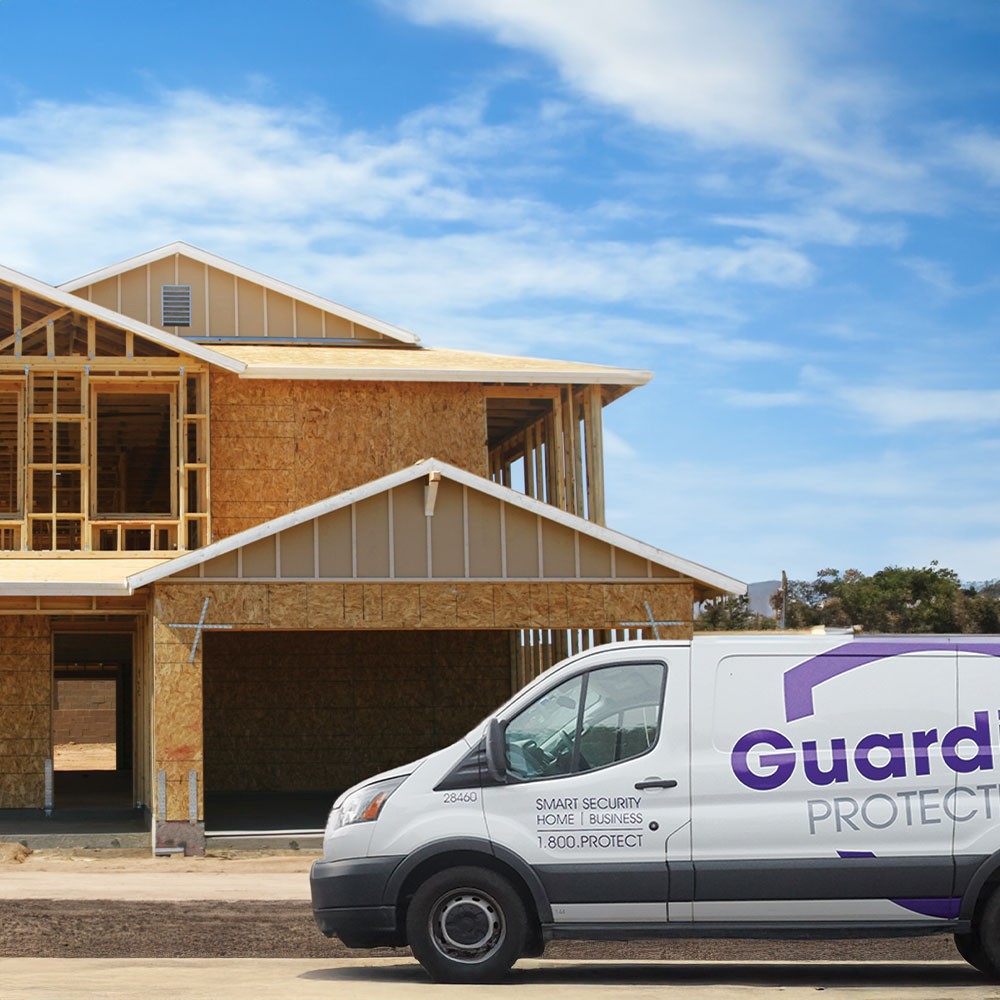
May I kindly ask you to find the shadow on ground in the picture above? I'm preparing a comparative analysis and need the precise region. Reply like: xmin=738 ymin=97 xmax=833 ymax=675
xmin=299 ymin=959 xmax=987 ymax=988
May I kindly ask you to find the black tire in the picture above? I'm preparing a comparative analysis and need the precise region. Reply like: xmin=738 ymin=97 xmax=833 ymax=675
xmin=954 ymin=931 xmax=991 ymax=976
xmin=971 ymin=887 xmax=1000 ymax=979
xmin=405 ymin=866 xmax=526 ymax=983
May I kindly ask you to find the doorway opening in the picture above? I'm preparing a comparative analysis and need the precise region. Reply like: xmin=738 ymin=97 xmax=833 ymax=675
xmin=52 ymin=632 xmax=134 ymax=810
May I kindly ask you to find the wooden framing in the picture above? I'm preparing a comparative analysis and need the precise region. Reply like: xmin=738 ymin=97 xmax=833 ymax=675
xmin=486 ymin=384 xmax=606 ymax=526
xmin=0 ymin=283 xmax=212 ymax=553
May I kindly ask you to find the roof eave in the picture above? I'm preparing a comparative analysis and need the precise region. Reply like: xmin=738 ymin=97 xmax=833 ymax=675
xmin=235 ymin=366 xmax=653 ymax=386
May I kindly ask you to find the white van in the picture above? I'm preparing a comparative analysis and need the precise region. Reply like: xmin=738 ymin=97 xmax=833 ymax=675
xmin=310 ymin=634 xmax=1000 ymax=983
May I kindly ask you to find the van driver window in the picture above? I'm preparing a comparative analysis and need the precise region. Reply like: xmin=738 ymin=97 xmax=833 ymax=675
xmin=503 ymin=662 xmax=665 ymax=781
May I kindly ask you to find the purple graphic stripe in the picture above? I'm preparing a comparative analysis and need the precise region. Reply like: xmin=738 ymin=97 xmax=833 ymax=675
xmin=783 ymin=642 xmax=1000 ymax=723
xmin=834 ymin=852 xmax=959 ymax=919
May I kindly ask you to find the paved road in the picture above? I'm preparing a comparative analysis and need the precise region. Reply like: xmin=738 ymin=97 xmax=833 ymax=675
xmin=0 ymin=958 xmax=991 ymax=999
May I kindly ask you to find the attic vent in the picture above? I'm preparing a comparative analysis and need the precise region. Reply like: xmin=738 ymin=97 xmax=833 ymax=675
xmin=161 ymin=285 xmax=191 ymax=327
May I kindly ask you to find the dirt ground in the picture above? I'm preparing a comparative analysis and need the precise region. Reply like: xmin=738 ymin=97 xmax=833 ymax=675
xmin=0 ymin=848 xmax=967 ymax=963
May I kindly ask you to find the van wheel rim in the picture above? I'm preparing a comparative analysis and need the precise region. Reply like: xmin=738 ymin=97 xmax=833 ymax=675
xmin=429 ymin=888 xmax=505 ymax=963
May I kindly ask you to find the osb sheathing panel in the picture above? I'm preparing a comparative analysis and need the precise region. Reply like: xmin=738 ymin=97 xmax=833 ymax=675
xmin=154 ymin=581 xmax=694 ymax=633
xmin=202 ymin=629 xmax=510 ymax=794
xmin=0 ymin=616 xmax=52 ymax=809
xmin=209 ymin=374 xmax=487 ymax=539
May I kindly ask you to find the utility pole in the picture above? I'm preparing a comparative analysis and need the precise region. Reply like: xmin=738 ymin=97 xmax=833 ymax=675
xmin=780 ymin=570 xmax=788 ymax=629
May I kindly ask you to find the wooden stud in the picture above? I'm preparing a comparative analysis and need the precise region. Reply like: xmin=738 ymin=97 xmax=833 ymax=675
xmin=571 ymin=389 xmax=585 ymax=517
xmin=524 ymin=424 xmax=535 ymax=498
xmin=551 ymin=392 xmax=566 ymax=511
xmin=87 ymin=318 xmax=96 ymax=360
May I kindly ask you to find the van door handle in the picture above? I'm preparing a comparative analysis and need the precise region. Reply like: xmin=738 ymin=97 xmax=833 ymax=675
xmin=634 ymin=778 xmax=677 ymax=790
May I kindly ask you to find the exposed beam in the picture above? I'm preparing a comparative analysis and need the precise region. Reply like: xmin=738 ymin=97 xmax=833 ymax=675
xmin=0 ymin=307 xmax=70 ymax=352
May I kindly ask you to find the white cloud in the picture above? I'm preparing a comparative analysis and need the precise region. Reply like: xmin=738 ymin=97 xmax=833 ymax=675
xmin=722 ymin=389 xmax=807 ymax=408
xmin=0 ymin=89 xmax=814 ymax=355
xmin=840 ymin=387 xmax=1000 ymax=431
xmin=391 ymin=0 xmax=916 ymax=191
xmin=953 ymin=130 xmax=1000 ymax=186
xmin=713 ymin=208 xmax=906 ymax=248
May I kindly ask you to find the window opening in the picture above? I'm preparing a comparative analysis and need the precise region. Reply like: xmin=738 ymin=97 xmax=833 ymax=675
xmin=95 ymin=393 xmax=174 ymax=516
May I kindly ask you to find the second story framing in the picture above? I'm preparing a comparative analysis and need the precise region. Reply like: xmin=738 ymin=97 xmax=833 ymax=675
xmin=0 ymin=265 xmax=234 ymax=555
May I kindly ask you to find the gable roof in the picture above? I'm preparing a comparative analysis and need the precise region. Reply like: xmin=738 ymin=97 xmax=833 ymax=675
xmin=0 ymin=262 xmax=246 ymax=373
xmin=126 ymin=459 xmax=744 ymax=598
xmin=59 ymin=241 xmax=420 ymax=346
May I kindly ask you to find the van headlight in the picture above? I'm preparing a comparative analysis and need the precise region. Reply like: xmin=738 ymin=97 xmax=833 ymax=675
xmin=327 ymin=776 xmax=406 ymax=833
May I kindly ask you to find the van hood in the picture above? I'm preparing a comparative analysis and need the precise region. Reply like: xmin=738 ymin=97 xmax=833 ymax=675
xmin=332 ymin=755 xmax=431 ymax=808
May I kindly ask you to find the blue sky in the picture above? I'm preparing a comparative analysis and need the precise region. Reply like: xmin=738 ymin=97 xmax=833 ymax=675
xmin=0 ymin=0 xmax=997 ymax=584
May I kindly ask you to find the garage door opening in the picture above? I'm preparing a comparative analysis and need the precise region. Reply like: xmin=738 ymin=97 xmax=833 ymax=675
xmin=52 ymin=632 xmax=134 ymax=810
xmin=201 ymin=629 xmax=512 ymax=835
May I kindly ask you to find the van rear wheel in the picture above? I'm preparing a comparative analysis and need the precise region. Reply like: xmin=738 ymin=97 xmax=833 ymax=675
xmin=406 ymin=866 xmax=526 ymax=983
xmin=969 ymin=887 xmax=1000 ymax=978
xmin=954 ymin=931 xmax=991 ymax=975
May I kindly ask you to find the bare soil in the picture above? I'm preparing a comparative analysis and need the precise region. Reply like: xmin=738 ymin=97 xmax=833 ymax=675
xmin=0 ymin=849 xmax=966 ymax=962
xmin=0 ymin=898 xmax=963 ymax=962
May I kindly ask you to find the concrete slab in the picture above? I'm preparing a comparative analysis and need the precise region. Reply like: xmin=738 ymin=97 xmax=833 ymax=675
xmin=0 ymin=958 xmax=990 ymax=999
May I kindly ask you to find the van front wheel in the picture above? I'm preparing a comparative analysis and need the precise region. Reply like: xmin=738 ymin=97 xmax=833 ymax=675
xmin=406 ymin=866 xmax=526 ymax=983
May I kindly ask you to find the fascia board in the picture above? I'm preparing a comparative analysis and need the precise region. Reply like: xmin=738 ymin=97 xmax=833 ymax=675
xmin=59 ymin=241 xmax=420 ymax=346
xmin=0 ymin=262 xmax=246 ymax=373
xmin=0 ymin=581 xmax=131 ymax=596
xmin=129 ymin=458 xmax=745 ymax=597
xmin=236 ymin=365 xmax=652 ymax=386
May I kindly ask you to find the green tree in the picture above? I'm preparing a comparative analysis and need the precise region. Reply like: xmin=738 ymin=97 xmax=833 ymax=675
xmin=696 ymin=594 xmax=776 ymax=631
xmin=773 ymin=564 xmax=1000 ymax=634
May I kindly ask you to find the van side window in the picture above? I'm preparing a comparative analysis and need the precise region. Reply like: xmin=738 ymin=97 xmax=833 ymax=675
xmin=504 ymin=662 xmax=665 ymax=781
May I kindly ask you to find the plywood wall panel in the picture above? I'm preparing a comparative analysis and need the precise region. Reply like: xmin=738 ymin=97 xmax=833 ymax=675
xmin=0 ymin=615 xmax=51 ymax=809
xmin=210 ymin=375 xmax=487 ymax=540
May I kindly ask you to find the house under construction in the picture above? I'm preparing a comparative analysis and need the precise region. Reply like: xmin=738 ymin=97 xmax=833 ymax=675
xmin=0 ymin=242 xmax=743 ymax=853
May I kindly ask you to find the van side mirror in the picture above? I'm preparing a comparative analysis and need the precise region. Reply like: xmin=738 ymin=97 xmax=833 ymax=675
xmin=484 ymin=717 xmax=508 ymax=784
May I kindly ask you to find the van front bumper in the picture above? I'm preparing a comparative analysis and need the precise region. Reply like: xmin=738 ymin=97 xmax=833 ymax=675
xmin=310 ymin=856 xmax=405 ymax=948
